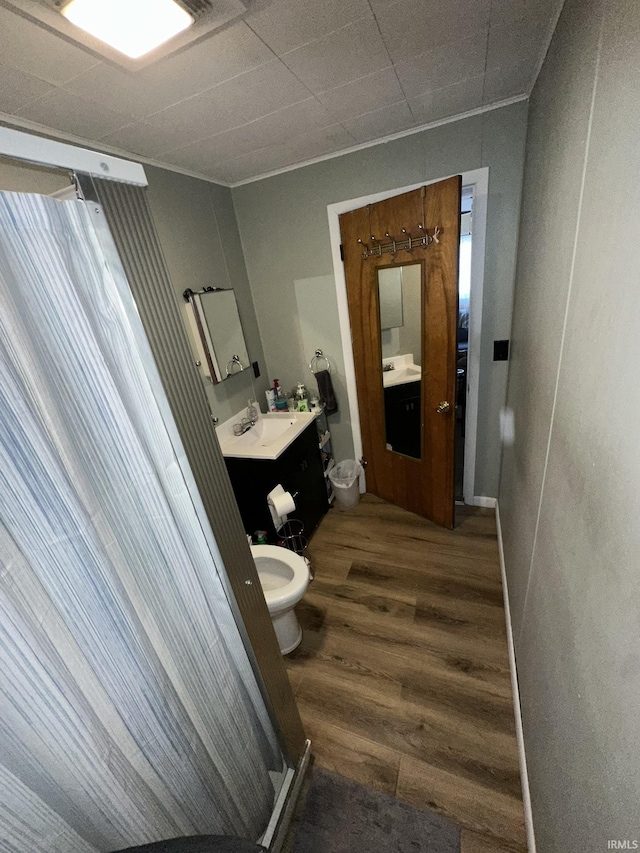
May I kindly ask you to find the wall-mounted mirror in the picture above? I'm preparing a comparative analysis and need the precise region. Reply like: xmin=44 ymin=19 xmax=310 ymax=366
xmin=378 ymin=263 xmax=423 ymax=460
xmin=184 ymin=288 xmax=250 ymax=384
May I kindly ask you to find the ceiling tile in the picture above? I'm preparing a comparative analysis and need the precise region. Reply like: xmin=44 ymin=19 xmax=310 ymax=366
xmin=65 ymin=22 xmax=275 ymax=119
xmin=316 ymin=66 xmax=404 ymax=122
xmin=375 ymin=0 xmax=490 ymax=63
xmin=143 ymin=89 xmax=243 ymax=138
xmin=342 ymin=101 xmax=416 ymax=143
xmin=213 ymin=145 xmax=296 ymax=183
xmin=394 ymin=34 xmax=488 ymax=98
xmin=0 ymin=62 xmax=54 ymax=114
xmin=162 ymin=98 xmax=334 ymax=167
xmin=142 ymin=21 xmax=275 ymax=98
xmin=99 ymin=121 xmax=197 ymax=158
xmin=285 ymin=123 xmax=357 ymax=161
xmin=408 ymin=75 xmax=485 ymax=125
xmin=16 ymin=89 xmax=133 ymax=140
xmin=490 ymin=0 xmax=561 ymax=26
xmin=204 ymin=60 xmax=312 ymax=123
xmin=483 ymin=62 xmax=533 ymax=101
xmin=281 ymin=17 xmax=390 ymax=93
xmin=487 ymin=17 xmax=550 ymax=70
xmin=246 ymin=0 xmax=371 ymax=55
xmin=0 ymin=5 xmax=98 ymax=85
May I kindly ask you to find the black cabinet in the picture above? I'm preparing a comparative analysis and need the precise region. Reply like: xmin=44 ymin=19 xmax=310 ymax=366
xmin=383 ymin=379 xmax=421 ymax=458
xmin=224 ymin=420 xmax=329 ymax=542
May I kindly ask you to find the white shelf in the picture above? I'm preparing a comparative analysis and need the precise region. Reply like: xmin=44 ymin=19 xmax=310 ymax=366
xmin=319 ymin=430 xmax=332 ymax=450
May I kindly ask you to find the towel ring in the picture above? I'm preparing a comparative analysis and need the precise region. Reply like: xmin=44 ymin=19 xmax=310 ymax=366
xmin=226 ymin=354 xmax=245 ymax=376
xmin=309 ymin=349 xmax=330 ymax=374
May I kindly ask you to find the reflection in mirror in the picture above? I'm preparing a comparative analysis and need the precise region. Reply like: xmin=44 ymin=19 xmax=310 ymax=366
xmin=378 ymin=264 xmax=423 ymax=460
xmin=185 ymin=288 xmax=250 ymax=384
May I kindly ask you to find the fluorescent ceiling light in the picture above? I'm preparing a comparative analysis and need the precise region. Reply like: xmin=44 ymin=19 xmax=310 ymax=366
xmin=61 ymin=0 xmax=194 ymax=59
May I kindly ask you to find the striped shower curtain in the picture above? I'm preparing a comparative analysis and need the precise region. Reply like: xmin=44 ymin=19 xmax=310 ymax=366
xmin=0 ymin=192 xmax=283 ymax=852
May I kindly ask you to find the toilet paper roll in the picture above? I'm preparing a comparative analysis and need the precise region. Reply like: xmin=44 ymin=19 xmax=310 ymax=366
xmin=270 ymin=489 xmax=296 ymax=518
xmin=267 ymin=483 xmax=296 ymax=531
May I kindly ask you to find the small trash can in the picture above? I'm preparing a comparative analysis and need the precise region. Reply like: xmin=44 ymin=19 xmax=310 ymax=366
xmin=328 ymin=460 xmax=363 ymax=511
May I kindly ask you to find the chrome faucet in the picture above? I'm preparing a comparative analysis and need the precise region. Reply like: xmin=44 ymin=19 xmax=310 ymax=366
xmin=233 ymin=416 xmax=256 ymax=436
xmin=383 ymin=362 xmax=395 ymax=372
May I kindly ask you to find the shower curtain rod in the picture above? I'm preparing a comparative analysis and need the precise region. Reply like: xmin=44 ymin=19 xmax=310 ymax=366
xmin=0 ymin=126 xmax=147 ymax=186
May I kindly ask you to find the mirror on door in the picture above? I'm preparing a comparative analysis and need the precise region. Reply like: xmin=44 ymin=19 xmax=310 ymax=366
xmin=378 ymin=262 xmax=423 ymax=460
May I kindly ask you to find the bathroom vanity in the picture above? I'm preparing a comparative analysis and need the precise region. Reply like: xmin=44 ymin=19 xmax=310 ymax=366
xmin=216 ymin=411 xmax=329 ymax=542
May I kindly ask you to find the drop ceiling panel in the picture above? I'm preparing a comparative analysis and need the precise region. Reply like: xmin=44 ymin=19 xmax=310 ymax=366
xmin=0 ymin=62 xmax=54 ymax=114
xmin=65 ymin=23 xmax=273 ymax=118
xmin=487 ymin=17 xmax=551 ymax=69
xmin=408 ymin=75 xmax=485 ymax=125
xmin=16 ymin=88 xmax=134 ymax=140
xmin=342 ymin=100 xmax=416 ymax=143
xmin=0 ymin=5 xmax=98 ymax=85
xmin=245 ymin=0 xmax=371 ymax=56
xmin=394 ymin=35 xmax=488 ymax=98
xmin=375 ymin=0 xmax=491 ymax=63
xmin=316 ymin=66 xmax=405 ymax=122
xmin=99 ymin=121 xmax=197 ymax=158
xmin=281 ymin=17 xmax=391 ymax=93
xmin=201 ymin=60 xmax=313 ymax=123
xmin=142 ymin=88 xmax=243 ymax=137
xmin=163 ymin=97 xmax=335 ymax=166
xmin=214 ymin=144 xmax=297 ymax=183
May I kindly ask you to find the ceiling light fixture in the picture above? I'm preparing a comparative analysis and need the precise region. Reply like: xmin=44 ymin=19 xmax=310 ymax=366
xmin=61 ymin=0 xmax=194 ymax=60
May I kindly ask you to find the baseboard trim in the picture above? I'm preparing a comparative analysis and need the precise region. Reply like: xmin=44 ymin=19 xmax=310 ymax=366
xmin=495 ymin=501 xmax=537 ymax=853
xmin=472 ymin=495 xmax=497 ymax=508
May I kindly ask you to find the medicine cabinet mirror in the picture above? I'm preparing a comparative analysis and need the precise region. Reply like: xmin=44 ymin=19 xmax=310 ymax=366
xmin=184 ymin=287 xmax=250 ymax=385
xmin=378 ymin=263 xmax=423 ymax=460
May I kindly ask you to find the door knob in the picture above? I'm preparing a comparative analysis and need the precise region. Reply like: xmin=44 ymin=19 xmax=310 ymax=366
xmin=436 ymin=401 xmax=451 ymax=414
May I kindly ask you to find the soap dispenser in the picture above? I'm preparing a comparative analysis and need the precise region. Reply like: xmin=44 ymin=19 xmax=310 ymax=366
xmin=246 ymin=400 xmax=259 ymax=422
xmin=295 ymin=383 xmax=310 ymax=412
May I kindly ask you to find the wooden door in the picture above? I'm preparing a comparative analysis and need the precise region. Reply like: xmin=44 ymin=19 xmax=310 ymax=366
xmin=340 ymin=177 xmax=461 ymax=528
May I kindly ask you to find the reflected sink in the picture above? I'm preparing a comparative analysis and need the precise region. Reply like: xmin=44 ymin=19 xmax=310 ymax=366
xmin=216 ymin=410 xmax=317 ymax=460
xmin=383 ymin=363 xmax=422 ymax=388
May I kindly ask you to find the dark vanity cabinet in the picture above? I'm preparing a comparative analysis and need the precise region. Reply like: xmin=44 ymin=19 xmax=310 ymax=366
xmin=224 ymin=420 xmax=329 ymax=542
xmin=383 ymin=380 xmax=422 ymax=459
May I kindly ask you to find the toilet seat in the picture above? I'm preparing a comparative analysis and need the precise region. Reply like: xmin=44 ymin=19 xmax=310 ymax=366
xmin=250 ymin=544 xmax=309 ymax=614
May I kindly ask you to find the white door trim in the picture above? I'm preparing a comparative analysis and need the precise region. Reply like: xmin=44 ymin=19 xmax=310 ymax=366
xmin=327 ymin=167 xmax=489 ymax=504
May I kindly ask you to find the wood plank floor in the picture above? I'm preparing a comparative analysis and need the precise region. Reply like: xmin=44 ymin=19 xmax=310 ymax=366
xmin=286 ymin=495 xmax=526 ymax=853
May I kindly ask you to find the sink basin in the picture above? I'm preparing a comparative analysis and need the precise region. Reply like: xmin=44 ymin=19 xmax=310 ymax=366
xmin=216 ymin=411 xmax=317 ymax=460
xmin=383 ymin=364 xmax=422 ymax=388
xmin=234 ymin=417 xmax=296 ymax=446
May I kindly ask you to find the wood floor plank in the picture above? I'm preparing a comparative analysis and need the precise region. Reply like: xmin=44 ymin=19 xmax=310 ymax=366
xmin=397 ymin=755 xmax=526 ymax=851
xmin=295 ymin=664 xmax=522 ymax=799
xmin=291 ymin=495 xmax=525 ymax=850
xmin=298 ymin=716 xmax=401 ymax=796
xmin=461 ymin=828 xmax=527 ymax=853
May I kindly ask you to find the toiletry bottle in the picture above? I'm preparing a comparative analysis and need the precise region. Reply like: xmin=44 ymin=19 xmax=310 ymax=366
xmin=273 ymin=378 xmax=288 ymax=411
xmin=266 ymin=388 xmax=276 ymax=411
xmin=295 ymin=382 xmax=310 ymax=412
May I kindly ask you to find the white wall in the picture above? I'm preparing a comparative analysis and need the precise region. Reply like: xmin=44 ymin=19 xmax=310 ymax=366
xmin=232 ymin=102 xmax=527 ymax=494
xmin=499 ymin=0 xmax=640 ymax=848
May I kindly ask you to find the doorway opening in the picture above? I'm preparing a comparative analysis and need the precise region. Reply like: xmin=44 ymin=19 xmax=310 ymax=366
xmin=327 ymin=167 xmax=488 ymax=508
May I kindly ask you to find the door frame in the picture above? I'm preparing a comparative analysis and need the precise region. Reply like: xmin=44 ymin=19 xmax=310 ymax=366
xmin=327 ymin=166 xmax=488 ymax=507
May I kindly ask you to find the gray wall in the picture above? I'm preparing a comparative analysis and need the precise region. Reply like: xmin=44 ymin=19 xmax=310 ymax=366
xmin=145 ymin=166 xmax=267 ymax=425
xmin=231 ymin=102 xmax=528 ymax=494
xmin=0 ymin=156 xmax=72 ymax=194
xmin=499 ymin=0 xmax=640 ymax=849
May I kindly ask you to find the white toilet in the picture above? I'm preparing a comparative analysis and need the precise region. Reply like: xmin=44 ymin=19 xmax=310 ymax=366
xmin=251 ymin=544 xmax=311 ymax=654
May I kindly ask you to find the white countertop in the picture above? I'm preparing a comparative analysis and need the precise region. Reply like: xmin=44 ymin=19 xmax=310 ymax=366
xmin=216 ymin=409 xmax=317 ymax=460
